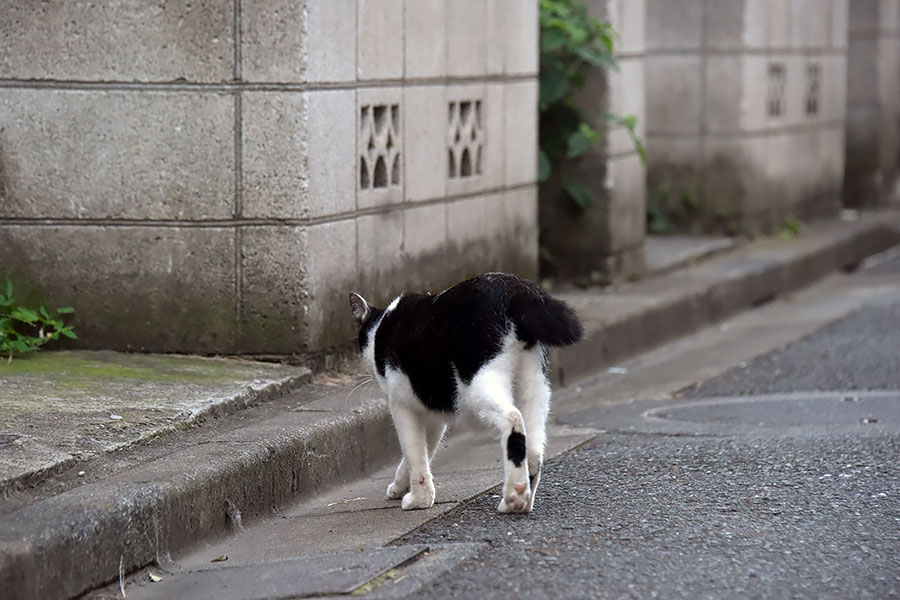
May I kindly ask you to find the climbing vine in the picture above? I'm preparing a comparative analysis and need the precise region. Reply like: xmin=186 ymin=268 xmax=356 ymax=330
xmin=539 ymin=0 xmax=644 ymax=209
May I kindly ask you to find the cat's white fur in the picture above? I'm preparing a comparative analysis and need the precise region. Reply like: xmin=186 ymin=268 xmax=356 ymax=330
xmin=359 ymin=296 xmax=551 ymax=513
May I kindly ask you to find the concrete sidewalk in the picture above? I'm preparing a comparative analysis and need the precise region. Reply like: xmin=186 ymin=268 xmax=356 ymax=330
xmin=0 ymin=351 xmax=310 ymax=501
xmin=1 ymin=212 xmax=899 ymax=600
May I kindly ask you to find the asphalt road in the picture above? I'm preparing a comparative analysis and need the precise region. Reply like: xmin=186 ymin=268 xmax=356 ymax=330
xmin=395 ymin=300 xmax=900 ymax=599
xmin=686 ymin=301 xmax=900 ymax=397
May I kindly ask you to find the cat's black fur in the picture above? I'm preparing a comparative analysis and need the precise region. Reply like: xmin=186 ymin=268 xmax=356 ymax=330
xmin=358 ymin=273 xmax=582 ymax=413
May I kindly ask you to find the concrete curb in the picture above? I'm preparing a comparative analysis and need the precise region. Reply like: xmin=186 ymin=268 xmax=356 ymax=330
xmin=0 ymin=352 xmax=313 ymax=498
xmin=2 ymin=213 xmax=899 ymax=600
xmin=1 ymin=398 xmax=400 ymax=600
xmin=550 ymin=213 xmax=900 ymax=386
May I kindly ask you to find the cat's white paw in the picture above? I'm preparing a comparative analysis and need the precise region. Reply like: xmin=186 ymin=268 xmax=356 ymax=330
xmin=400 ymin=475 xmax=435 ymax=510
xmin=386 ymin=480 xmax=408 ymax=500
xmin=498 ymin=481 xmax=531 ymax=514
xmin=401 ymin=489 xmax=434 ymax=510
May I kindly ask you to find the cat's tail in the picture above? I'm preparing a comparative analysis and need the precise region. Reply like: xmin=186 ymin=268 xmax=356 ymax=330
xmin=509 ymin=285 xmax=583 ymax=348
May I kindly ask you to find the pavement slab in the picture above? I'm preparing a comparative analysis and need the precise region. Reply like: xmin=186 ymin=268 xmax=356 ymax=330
xmin=0 ymin=350 xmax=309 ymax=494
xmin=126 ymin=545 xmax=429 ymax=600
xmin=644 ymin=234 xmax=736 ymax=276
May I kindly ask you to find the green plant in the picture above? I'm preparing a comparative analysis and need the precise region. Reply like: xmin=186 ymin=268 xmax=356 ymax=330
xmin=647 ymin=183 xmax=701 ymax=234
xmin=0 ymin=278 xmax=76 ymax=363
xmin=779 ymin=216 xmax=803 ymax=240
xmin=539 ymin=0 xmax=644 ymax=209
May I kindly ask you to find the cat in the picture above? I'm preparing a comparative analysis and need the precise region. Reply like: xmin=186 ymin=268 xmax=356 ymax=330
xmin=349 ymin=272 xmax=583 ymax=514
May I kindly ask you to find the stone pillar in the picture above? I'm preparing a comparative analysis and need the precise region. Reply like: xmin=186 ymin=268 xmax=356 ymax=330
xmin=539 ymin=0 xmax=646 ymax=284
xmin=646 ymin=0 xmax=847 ymax=235
xmin=845 ymin=0 xmax=900 ymax=207
xmin=0 ymin=0 xmax=540 ymax=357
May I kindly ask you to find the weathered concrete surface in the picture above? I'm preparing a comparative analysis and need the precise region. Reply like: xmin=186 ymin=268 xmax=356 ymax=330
xmin=0 ymin=376 xmax=396 ymax=600
xmin=644 ymin=234 xmax=736 ymax=276
xmin=0 ymin=0 xmax=234 ymax=82
xmin=645 ymin=0 xmax=849 ymax=234
xmin=127 ymin=545 xmax=429 ymax=600
xmin=844 ymin=0 xmax=900 ymax=208
xmin=551 ymin=212 xmax=900 ymax=386
xmin=0 ymin=0 xmax=541 ymax=360
xmin=0 ymin=225 xmax=238 ymax=354
xmin=0 ymin=350 xmax=309 ymax=494
xmin=0 ymin=89 xmax=235 ymax=220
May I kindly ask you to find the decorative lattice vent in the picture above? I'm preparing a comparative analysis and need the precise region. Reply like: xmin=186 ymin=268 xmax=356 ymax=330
xmin=359 ymin=103 xmax=401 ymax=190
xmin=805 ymin=63 xmax=821 ymax=116
xmin=447 ymin=100 xmax=483 ymax=179
xmin=767 ymin=62 xmax=786 ymax=118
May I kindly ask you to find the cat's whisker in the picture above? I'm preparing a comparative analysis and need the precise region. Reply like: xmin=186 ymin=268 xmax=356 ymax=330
xmin=345 ymin=376 xmax=373 ymax=402
xmin=362 ymin=379 xmax=377 ymax=404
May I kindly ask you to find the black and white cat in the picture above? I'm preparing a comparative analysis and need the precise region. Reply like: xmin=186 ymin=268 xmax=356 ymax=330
xmin=349 ymin=272 xmax=582 ymax=514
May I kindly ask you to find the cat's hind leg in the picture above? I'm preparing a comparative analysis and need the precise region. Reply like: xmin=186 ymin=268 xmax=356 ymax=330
xmin=463 ymin=366 xmax=532 ymax=514
xmin=386 ymin=458 xmax=409 ymax=499
xmin=516 ymin=346 xmax=550 ymax=512
xmin=387 ymin=420 xmax=446 ymax=499
xmin=389 ymin=399 xmax=435 ymax=510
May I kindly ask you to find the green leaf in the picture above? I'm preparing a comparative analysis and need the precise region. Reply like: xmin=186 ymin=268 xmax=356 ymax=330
xmin=9 ymin=339 xmax=35 ymax=354
xmin=60 ymin=328 xmax=78 ymax=340
xmin=539 ymin=64 xmax=569 ymax=107
xmin=600 ymin=28 xmax=615 ymax=54
xmin=540 ymin=0 xmax=570 ymax=20
xmin=10 ymin=307 xmax=39 ymax=324
xmin=39 ymin=305 xmax=51 ymax=320
xmin=564 ymin=181 xmax=594 ymax=209
xmin=56 ymin=306 xmax=75 ymax=314
xmin=633 ymin=136 xmax=646 ymax=165
xmin=538 ymin=149 xmax=552 ymax=183
xmin=565 ymin=122 xmax=598 ymax=159
xmin=606 ymin=112 xmax=646 ymax=164
xmin=573 ymin=45 xmax=617 ymax=69
xmin=541 ymin=27 xmax=569 ymax=53
xmin=4 ymin=279 xmax=12 ymax=300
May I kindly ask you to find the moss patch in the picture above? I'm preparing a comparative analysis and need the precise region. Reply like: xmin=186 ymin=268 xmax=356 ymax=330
xmin=0 ymin=350 xmax=262 ymax=384
xmin=350 ymin=569 xmax=401 ymax=596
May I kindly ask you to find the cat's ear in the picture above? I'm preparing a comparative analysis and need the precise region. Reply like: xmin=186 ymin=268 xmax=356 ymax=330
xmin=349 ymin=292 xmax=371 ymax=324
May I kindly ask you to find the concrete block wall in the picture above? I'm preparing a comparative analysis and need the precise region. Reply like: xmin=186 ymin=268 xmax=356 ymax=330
xmin=645 ymin=0 xmax=848 ymax=235
xmin=0 ymin=1 xmax=540 ymax=357
xmin=845 ymin=0 xmax=900 ymax=207
xmin=539 ymin=0 xmax=646 ymax=284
